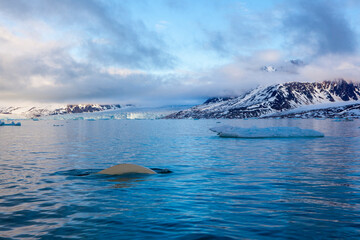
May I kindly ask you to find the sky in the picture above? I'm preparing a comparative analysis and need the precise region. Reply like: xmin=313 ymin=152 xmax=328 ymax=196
xmin=0 ymin=0 xmax=360 ymax=106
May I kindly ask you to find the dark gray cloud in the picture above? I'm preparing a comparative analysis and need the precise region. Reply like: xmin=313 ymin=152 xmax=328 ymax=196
xmin=0 ymin=47 xmax=163 ymax=103
xmin=282 ymin=0 xmax=357 ymax=56
xmin=0 ymin=0 xmax=175 ymax=69
xmin=201 ymin=5 xmax=278 ymax=57
xmin=202 ymin=0 xmax=358 ymax=59
xmin=0 ymin=25 xmax=187 ymax=104
xmin=0 ymin=0 xmax=177 ymax=104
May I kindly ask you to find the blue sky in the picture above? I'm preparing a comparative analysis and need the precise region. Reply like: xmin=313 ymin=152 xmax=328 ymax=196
xmin=0 ymin=0 xmax=359 ymax=105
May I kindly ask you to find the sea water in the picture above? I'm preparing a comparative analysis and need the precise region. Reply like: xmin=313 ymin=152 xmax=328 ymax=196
xmin=1 ymin=119 xmax=360 ymax=239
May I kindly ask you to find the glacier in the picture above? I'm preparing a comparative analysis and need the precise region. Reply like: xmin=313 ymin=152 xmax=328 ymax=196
xmin=210 ymin=125 xmax=325 ymax=138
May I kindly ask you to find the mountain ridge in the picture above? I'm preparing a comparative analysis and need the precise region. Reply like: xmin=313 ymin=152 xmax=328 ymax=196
xmin=0 ymin=104 xmax=122 ymax=118
xmin=165 ymin=79 xmax=360 ymax=119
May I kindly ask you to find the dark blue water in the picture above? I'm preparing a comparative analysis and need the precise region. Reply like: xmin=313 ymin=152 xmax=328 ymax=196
xmin=1 ymin=119 xmax=360 ymax=239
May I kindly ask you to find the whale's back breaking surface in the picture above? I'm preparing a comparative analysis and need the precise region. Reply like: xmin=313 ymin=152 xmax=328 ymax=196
xmin=97 ymin=163 xmax=156 ymax=175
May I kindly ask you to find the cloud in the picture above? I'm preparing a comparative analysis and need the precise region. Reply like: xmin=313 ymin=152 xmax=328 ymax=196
xmin=281 ymin=0 xmax=357 ymax=57
xmin=201 ymin=2 xmax=279 ymax=57
xmin=175 ymin=51 xmax=360 ymax=100
xmin=1 ymin=25 xmax=359 ymax=106
xmin=0 ymin=27 xmax=281 ymax=104
xmin=195 ymin=0 xmax=360 ymax=100
xmin=0 ymin=25 xmax=151 ymax=103
xmin=0 ymin=24 xmax=196 ymax=105
xmin=0 ymin=0 xmax=359 ymax=105
xmin=0 ymin=0 xmax=180 ymax=104
xmin=202 ymin=30 xmax=230 ymax=56
xmin=202 ymin=0 xmax=358 ymax=60
xmin=0 ymin=0 xmax=175 ymax=69
xmin=299 ymin=55 xmax=360 ymax=82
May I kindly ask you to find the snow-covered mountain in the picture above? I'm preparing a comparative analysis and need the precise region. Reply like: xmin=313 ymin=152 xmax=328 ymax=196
xmin=165 ymin=79 xmax=360 ymax=119
xmin=0 ymin=104 xmax=121 ymax=119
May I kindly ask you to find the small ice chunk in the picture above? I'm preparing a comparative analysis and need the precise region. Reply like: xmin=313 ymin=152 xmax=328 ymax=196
xmin=1 ymin=121 xmax=21 ymax=126
xmin=210 ymin=125 xmax=324 ymax=138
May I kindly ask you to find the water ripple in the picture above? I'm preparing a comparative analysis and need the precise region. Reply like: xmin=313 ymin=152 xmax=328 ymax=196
xmin=0 ymin=119 xmax=360 ymax=239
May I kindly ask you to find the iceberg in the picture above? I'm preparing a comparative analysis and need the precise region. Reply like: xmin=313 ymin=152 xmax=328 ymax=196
xmin=210 ymin=125 xmax=324 ymax=138
xmin=0 ymin=120 xmax=21 ymax=126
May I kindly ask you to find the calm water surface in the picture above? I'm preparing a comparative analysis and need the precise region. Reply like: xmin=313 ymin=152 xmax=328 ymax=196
xmin=1 ymin=119 xmax=360 ymax=239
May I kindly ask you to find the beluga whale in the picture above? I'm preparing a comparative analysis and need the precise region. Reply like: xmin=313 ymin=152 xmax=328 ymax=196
xmin=97 ymin=163 xmax=157 ymax=175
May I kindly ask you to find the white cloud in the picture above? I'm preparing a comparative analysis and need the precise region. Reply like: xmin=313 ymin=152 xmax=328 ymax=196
xmin=30 ymin=75 xmax=58 ymax=88
xmin=299 ymin=55 xmax=360 ymax=82
xmin=103 ymin=67 xmax=145 ymax=77
xmin=155 ymin=21 xmax=170 ymax=32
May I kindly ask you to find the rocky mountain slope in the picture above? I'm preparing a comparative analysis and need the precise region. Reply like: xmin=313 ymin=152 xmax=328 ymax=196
xmin=0 ymin=104 xmax=121 ymax=118
xmin=165 ymin=79 xmax=360 ymax=119
xmin=264 ymin=102 xmax=360 ymax=119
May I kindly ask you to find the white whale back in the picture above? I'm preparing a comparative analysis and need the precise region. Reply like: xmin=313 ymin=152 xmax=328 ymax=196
xmin=97 ymin=163 xmax=156 ymax=175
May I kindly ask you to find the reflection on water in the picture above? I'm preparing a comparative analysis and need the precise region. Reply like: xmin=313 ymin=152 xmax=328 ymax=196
xmin=0 ymin=119 xmax=360 ymax=239
xmin=109 ymin=177 xmax=148 ymax=189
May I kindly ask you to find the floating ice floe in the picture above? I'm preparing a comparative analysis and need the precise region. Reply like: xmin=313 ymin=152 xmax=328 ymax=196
xmin=210 ymin=125 xmax=324 ymax=138
xmin=0 ymin=120 xmax=21 ymax=126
